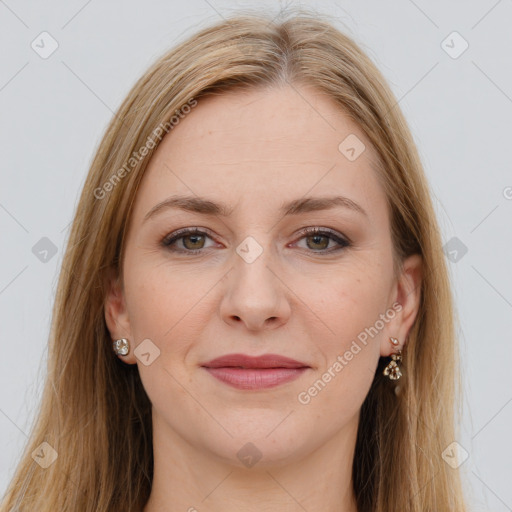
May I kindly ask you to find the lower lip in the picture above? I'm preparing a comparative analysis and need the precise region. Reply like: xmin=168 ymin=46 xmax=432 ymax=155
xmin=202 ymin=367 xmax=308 ymax=390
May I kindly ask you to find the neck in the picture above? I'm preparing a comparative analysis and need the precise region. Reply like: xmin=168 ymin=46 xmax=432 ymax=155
xmin=143 ymin=412 xmax=360 ymax=512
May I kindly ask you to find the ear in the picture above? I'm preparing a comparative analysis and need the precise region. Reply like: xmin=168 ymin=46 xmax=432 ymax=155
xmin=104 ymin=265 xmax=137 ymax=364
xmin=381 ymin=253 xmax=423 ymax=356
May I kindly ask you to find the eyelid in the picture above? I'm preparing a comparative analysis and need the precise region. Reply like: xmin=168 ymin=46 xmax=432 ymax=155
xmin=161 ymin=226 xmax=218 ymax=248
xmin=162 ymin=226 xmax=215 ymax=240
xmin=293 ymin=226 xmax=351 ymax=245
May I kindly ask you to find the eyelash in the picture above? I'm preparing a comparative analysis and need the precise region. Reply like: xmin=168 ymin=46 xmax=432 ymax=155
xmin=161 ymin=226 xmax=351 ymax=256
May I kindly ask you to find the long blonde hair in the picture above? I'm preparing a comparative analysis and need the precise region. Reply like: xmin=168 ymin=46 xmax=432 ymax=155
xmin=1 ymin=9 xmax=467 ymax=511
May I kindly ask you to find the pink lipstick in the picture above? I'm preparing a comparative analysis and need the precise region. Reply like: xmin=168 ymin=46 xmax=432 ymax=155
xmin=201 ymin=353 xmax=310 ymax=390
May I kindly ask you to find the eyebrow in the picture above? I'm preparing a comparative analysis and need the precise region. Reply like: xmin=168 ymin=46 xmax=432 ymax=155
xmin=143 ymin=194 xmax=368 ymax=223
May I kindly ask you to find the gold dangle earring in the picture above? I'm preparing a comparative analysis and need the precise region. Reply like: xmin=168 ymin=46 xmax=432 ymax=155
xmin=383 ymin=336 xmax=402 ymax=380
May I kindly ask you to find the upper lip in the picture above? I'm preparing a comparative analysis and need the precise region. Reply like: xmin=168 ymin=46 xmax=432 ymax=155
xmin=201 ymin=353 xmax=310 ymax=369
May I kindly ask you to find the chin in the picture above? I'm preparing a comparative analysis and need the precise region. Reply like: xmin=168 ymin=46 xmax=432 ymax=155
xmin=202 ymin=425 xmax=311 ymax=469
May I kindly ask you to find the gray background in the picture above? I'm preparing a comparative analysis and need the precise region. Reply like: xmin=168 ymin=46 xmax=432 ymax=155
xmin=1 ymin=1 xmax=511 ymax=510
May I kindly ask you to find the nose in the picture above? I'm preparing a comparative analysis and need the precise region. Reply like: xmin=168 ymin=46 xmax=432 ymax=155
xmin=219 ymin=244 xmax=291 ymax=332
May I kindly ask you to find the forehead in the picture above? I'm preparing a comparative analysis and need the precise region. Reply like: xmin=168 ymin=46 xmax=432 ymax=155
xmin=130 ymin=84 xmax=388 ymax=226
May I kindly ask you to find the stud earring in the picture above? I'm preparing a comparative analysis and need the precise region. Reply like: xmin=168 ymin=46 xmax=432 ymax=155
xmin=112 ymin=338 xmax=130 ymax=356
xmin=383 ymin=336 xmax=402 ymax=380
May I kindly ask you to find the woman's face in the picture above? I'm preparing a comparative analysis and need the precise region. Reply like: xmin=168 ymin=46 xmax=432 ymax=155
xmin=105 ymin=84 xmax=421 ymax=467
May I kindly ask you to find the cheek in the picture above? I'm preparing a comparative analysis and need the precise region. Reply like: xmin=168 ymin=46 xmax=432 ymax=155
xmin=123 ymin=262 xmax=203 ymax=356
xmin=302 ymin=265 xmax=389 ymax=344
xmin=297 ymin=265 xmax=389 ymax=402
xmin=123 ymin=266 xmax=208 ymax=404
xmin=126 ymin=251 xmax=212 ymax=322
xmin=300 ymin=287 xmax=381 ymax=418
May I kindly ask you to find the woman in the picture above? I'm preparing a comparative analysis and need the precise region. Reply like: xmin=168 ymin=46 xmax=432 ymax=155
xmin=1 ymin=9 xmax=468 ymax=512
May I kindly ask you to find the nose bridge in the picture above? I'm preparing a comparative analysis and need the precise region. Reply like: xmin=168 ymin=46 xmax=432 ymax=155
xmin=220 ymin=232 xmax=290 ymax=330
xmin=232 ymin=232 xmax=278 ymax=296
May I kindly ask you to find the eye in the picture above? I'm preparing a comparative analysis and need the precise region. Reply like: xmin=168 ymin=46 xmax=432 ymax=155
xmin=161 ymin=226 xmax=351 ymax=255
xmin=293 ymin=227 xmax=351 ymax=254
xmin=161 ymin=227 xmax=216 ymax=254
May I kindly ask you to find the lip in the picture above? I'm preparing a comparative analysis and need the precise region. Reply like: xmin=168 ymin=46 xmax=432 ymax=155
xmin=202 ymin=353 xmax=309 ymax=369
xmin=201 ymin=353 xmax=310 ymax=390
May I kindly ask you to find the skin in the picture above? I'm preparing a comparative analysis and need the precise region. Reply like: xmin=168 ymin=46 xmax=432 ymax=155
xmin=105 ymin=84 xmax=422 ymax=512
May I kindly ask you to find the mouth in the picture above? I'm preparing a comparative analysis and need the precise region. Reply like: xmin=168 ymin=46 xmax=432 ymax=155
xmin=201 ymin=353 xmax=310 ymax=390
